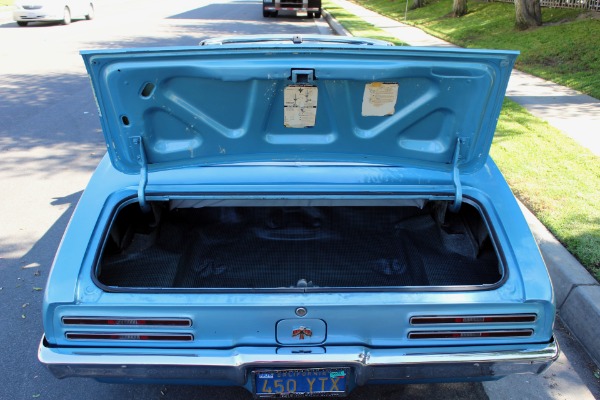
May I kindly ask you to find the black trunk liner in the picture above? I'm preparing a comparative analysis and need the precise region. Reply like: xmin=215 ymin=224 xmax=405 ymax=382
xmin=98 ymin=207 xmax=501 ymax=289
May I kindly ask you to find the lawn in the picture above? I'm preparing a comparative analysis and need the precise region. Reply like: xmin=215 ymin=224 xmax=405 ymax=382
xmin=347 ymin=0 xmax=600 ymax=100
xmin=324 ymin=0 xmax=600 ymax=280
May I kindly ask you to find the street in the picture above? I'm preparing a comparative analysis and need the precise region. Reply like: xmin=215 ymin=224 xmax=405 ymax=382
xmin=0 ymin=0 xmax=598 ymax=398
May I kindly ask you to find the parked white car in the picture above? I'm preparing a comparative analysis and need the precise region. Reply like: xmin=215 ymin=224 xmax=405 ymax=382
xmin=13 ymin=0 xmax=94 ymax=26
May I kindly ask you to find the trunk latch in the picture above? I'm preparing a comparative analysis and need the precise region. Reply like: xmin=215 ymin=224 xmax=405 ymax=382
xmin=291 ymin=69 xmax=315 ymax=84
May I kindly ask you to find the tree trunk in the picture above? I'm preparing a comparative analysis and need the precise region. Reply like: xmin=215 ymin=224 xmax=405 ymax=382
xmin=412 ymin=0 xmax=424 ymax=9
xmin=452 ymin=0 xmax=468 ymax=17
xmin=514 ymin=0 xmax=542 ymax=30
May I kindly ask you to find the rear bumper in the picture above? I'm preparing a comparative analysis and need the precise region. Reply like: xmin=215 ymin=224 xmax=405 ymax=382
xmin=39 ymin=337 xmax=558 ymax=387
xmin=13 ymin=10 xmax=63 ymax=22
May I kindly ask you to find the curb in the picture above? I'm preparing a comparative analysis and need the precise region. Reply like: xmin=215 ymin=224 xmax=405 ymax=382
xmin=324 ymin=6 xmax=600 ymax=368
xmin=323 ymin=9 xmax=351 ymax=37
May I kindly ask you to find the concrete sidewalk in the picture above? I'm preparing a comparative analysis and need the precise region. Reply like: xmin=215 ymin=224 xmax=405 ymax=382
xmin=326 ymin=0 xmax=600 ymax=367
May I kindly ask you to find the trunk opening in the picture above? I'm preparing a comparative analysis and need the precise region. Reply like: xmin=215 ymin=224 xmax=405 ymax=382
xmin=97 ymin=199 xmax=502 ymax=290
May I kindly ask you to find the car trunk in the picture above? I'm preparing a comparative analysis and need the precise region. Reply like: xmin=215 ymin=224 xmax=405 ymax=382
xmin=97 ymin=199 xmax=502 ymax=290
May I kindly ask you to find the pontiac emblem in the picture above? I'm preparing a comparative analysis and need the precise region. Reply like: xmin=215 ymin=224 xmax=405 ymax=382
xmin=292 ymin=326 xmax=312 ymax=340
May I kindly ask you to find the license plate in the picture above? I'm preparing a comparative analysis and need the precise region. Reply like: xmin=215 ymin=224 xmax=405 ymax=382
xmin=254 ymin=368 xmax=349 ymax=397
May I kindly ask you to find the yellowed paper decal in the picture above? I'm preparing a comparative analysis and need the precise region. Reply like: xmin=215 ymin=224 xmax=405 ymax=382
xmin=284 ymin=85 xmax=318 ymax=128
xmin=362 ymin=82 xmax=398 ymax=117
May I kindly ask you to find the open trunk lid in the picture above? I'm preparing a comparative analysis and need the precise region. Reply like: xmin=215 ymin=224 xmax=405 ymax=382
xmin=81 ymin=37 xmax=517 ymax=176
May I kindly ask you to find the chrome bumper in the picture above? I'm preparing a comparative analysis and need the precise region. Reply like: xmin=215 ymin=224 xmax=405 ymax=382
xmin=13 ymin=11 xmax=63 ymax=21
xmin=263 ymin=7 xmax=320 ymax=11
xmin=39 ymin=337 xmax=558 ymax=386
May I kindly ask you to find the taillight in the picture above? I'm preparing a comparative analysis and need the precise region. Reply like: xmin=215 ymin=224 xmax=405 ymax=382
xmin=410 ymin=314 xmax=536 ymax=325
xmin=62 ymin=317 xmax=191 ymax=327
xmin=62 ymin=317 xmax=193 ymax=342
xmin=65 ymin=333 xmax=193 ymax=341
xmin=408 ymin=330 xmax=533 ymax=339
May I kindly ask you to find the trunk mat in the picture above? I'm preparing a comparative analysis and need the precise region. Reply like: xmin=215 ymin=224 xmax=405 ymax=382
xmin=98 ymin=208 xmax=501 ymax=289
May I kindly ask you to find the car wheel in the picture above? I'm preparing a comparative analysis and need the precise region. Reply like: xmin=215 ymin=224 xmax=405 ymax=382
xmin=307 ymin=12 xmax=314 ymax=18
xmin=16 ymin=21 xmax=28 ymax=26
xmin=263 ymin=10 xmax=270 ymax=17
xmin=314 ymin=11 xmax=321 ymax=18
xmin=270 ymin=10 xmax=278 ymax=17
xmin=85 ymin=4 xmax=95 ymax=20
xmin=62 ymin=7 xmax=71 ymax=25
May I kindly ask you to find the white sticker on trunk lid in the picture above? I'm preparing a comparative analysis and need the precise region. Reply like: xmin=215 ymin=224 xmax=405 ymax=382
xmin=362 ymin=82 xmax=398 ymax=116
xmin=284 ymin=85 xmax=318 ymax=128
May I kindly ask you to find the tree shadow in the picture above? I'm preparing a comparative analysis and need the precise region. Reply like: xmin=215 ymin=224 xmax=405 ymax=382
xmin=13 ymin=191 xmax=83 ymax=272
xmin=0 ymin=72 xmax=105 ymax=178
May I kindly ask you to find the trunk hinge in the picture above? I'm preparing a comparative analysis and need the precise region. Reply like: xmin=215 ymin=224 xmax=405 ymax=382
xmin=449 ymin=137 xmax=468 ymax=213
xmin=131 ymin=136 xmax=150 ymax=213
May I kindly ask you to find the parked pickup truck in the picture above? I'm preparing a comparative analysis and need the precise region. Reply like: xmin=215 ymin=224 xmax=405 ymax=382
xmin=263 ymin=0 xmax=322 ymax=18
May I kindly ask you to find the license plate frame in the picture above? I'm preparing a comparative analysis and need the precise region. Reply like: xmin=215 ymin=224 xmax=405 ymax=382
xmin=253 ymin=367 xmax=350 ymax=398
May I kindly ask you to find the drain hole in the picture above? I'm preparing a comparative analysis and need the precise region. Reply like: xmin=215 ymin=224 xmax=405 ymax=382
xmin=121 ymin=115 xmax=130 ymax=126
xmin=141 ymin=82 xmax=155 ymax=98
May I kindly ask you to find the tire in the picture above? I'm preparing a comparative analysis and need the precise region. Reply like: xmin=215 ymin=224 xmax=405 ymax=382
xmin=270 ymin=10 xmax=278 ymax=17
xmin=307 ymin=12 xmax=314 ymax=18
xmin=263 ymin=10 xmax=270 ymax=17
xmin=314 ymin=11 xmax=321 ymax=18
xmin=85 ymin=4 xmax=95 ymax=20
xmin=62 ymin=7 xmax=71 ymax=25
xmin=16 ymin=21 xmax=28 ymax=27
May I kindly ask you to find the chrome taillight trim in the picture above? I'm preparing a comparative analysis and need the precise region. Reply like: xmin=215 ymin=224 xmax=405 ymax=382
xmin=65 ymin=332 xmax=194 ymax=341
xmin=62 ymin=317 xmax=192 ymax=327
xmin=408 ymin=329 xmax=534 ymax=339
xmin=410 ymin=314 xmax=537 ymax=325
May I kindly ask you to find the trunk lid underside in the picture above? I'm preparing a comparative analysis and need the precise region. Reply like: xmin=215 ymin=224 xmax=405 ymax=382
xmin=81 ymin=43 xmax=517 ymax=176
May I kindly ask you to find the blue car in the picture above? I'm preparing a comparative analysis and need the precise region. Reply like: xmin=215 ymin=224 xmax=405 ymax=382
xmin=39 ymin=35 xmax=558 ymax=398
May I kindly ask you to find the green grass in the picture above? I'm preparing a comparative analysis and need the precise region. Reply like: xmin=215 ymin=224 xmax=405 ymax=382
xmin=348 ymin=0 xmax=600 ymax=99
xmin=324 ymin=0 xmax=600 ymax=279
xmin=492 ymin=100 xmax=600 ymax=279
xmin=0 ymin=0 xmax=14 ymax=7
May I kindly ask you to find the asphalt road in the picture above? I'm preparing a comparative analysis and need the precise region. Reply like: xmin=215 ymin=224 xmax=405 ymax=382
xmin=0 ymin=1 xmax=598 ymax=399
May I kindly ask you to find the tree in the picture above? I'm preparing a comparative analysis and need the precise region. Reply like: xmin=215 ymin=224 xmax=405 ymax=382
xmin=452 ymin=0 xmax=467 ymax=17
xmin=514 ymin=0 xmax=542 ymax=30
xmin=412 ymin=0 xmax=425 ymax=9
